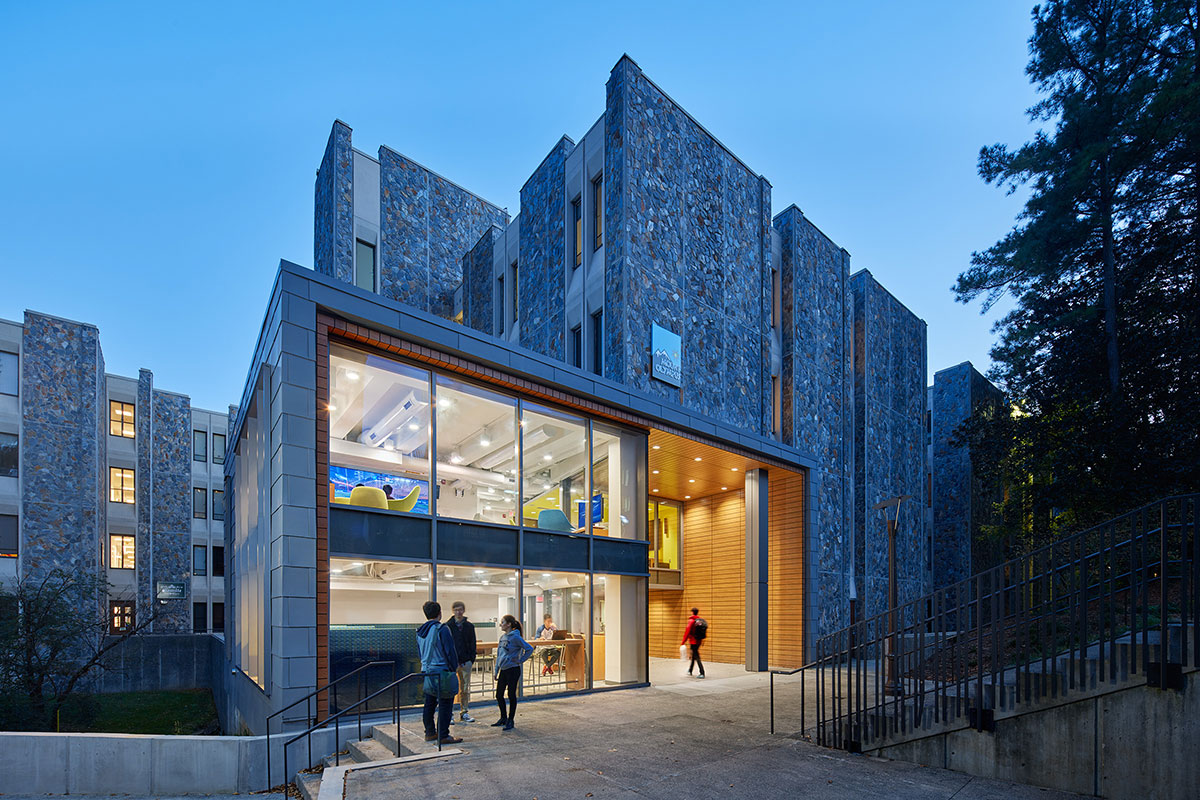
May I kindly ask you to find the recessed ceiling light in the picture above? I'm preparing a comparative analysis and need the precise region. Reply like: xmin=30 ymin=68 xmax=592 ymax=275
xmin=351 ymin=562 xmax=363 ymax=567
xmin=327 ymin=403 xmax=337 ymax=412
xmin=721 ymin=486 xmax=728 ymax=491
xmin=652 ymin=445 xmax=660 ymax=450
xmin=542 ymin=453 xmax=552 ymax=462
xmin=731 ymin=467 xmax=739 ymax=472
xmin=438 ymin=398 xmax=451 ymax=409
xmin=407 ymin=422 xmax=420 ymax=431
xmin=542 ymin=573 xmax=551 ymax=578
xmin=475 ymin=569 xmax=484 ymax=574
xmin=694 ymin=457 xmax=702 ymax=462
xmin=652 ymin=470 xmax=660 ymax=474
xmin=652 ymin=488 xmax=659 ymax=493
xmin=688 ymin=479 xmax=695 ymax=483
xmin=345 ymin=370 xmax=360 ymax=382
xmin=685 ymin=495 xmax=691 ymax=499
xmin=480 ymin=437 xmax=491 ymax=447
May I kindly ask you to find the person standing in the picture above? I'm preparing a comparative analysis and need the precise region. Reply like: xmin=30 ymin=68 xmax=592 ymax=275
xmin=416 ymin=601 xmax=463 ymax=744
xmin=493 ymin=614 xmax=534 ymax=731
xmin=448 ymin=601 xmax=477 ymax=723
xmin=681 ymin=607 xmax=707 ymax=678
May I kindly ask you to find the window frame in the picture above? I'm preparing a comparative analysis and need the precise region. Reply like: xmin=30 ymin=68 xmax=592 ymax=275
xmin=0 ymin=431 xmax=16 ymax=478
xmin=592 ymin=175 xmax=603 ymax=251
xmin=355 ymin=239 xmax=376 ymax=292
xmin=0 ymin=351 xmax=17 ymax=397
xmin=572 ymin=196 xmax=583 ymax=269
xmin=109 ymin=400 xmax=135 ymax=438
xmin=590 ymin=310 xmax=603 ymax=377
xmin=0 ymin=514 xmax=17 ymax=558
xmin=109 ymin=534 xmax=136 ymax=569
xmin=193 ymin=430 xmax=207 ymax=463
xmin=109 ymin=601 xmax=135 ymax=634
xmin=212 ymin=545 xmax=225 ymax=577
xmin=212 ymin=488 xmax=225 ymax=521
xmin=193 ymin=487 xmax=208 ymax=519
xmin=109 ymin=467 xmax=135 ymax=504
xmin=510 ymin=260 xmax=519 ymax=325
xmin=193 ymin=544 xmax=207 ymax=576
xmin=212 ymin=433 xmax=226 ymax=465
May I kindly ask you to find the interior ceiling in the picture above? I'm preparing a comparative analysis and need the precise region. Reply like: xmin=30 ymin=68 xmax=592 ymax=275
xmin=647 ymin=429 xmax=798 ymax=502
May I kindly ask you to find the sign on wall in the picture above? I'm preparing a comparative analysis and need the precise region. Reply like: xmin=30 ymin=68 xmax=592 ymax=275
xmin=651 ymin=324 xmax=682 ymax=387
xmin=156 ymin=581 xmax=187 ymax=600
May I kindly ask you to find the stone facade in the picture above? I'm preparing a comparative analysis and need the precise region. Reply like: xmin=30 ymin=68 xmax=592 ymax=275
xmin=518 ymin=138 xmax=572 ymax=360
xmin=377 ymin=145 xmax=508 ymax=318
xmin=314 ymin=121 xmax=354 ymax=284
xmin=851 ymin=270 xmax=928 ymax=620
xmin=462 ymin=225 xmax=502 ymax=335
xmin=930 ymin=361 xmax=1003 ymax=589
xmin=152 ymin=390 xmax=193 ymax=632
xmin=603 ymin=56 xmax=773 ymax=433
xmin=19 ymin=312 xmax=106 ymax=583
xmin=774 ymin=207 xmax=854 ymax=632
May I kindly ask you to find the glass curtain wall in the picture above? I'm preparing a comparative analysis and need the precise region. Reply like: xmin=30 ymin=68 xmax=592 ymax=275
xmin=435 ymin=376 xmax=518 ymax=524
xmin=649 ymin=499 xmax=682 ymax=586
xmin=521 ymin=404 xmax=588 ymax=530
xmin=523 ymin=570 xmax=589 ymax=695
xmin=435 ymin=565 xmax=518 ymax=706
xmin=328 ymin=345 xmax=431 ymax=512
xmin=329 ymin=558 xmax=431 ymax=710
xmin=593 ymin=574 xmax=648 ymax=686
xmin=592 ymin=422 xmax=647 ymax=539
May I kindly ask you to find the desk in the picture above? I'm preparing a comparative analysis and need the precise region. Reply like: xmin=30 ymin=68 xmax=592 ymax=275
xmin=478 ymin=638 xmax=588 ymax=691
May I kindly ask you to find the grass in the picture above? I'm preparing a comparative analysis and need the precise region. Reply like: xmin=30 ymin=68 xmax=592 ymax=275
xmin=58 ymin=689 xmax=220 ymax=735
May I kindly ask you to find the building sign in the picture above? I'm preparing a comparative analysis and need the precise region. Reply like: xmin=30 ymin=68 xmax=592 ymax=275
xmin=156 ymin=581 xmax=187 ymax=600
xmin=651 ymin=324 xmax=682 ymax=387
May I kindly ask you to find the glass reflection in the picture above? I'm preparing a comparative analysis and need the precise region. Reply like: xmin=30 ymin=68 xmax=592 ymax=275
xmin=591 ymin=421 xmax=646 ymax=539
xmin=521 ymin=404 xmax=588 ymax=530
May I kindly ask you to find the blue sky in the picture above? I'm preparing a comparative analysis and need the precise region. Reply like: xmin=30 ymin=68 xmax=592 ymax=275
xmin=0 ymin=2 xmax=1037 ymax=412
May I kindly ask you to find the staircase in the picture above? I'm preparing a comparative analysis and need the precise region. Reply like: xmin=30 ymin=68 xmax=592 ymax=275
xmin=799 ymin=496 xmax=1199 ymax=795
xmin=295 ymin=721 xmax=460 ymax=800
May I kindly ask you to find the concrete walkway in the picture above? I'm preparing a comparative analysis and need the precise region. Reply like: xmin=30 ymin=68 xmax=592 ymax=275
xmin=335 ymin=659 xmax=1082 ymax=800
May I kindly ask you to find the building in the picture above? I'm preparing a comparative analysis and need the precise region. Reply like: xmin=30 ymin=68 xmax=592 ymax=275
xmin=0 ymin=311 xmax=228 ymax=636
xmin=929 ymin=361 xmax=1003 ymax=589
xmin=222 ymin=56 xmax=929 ymax=733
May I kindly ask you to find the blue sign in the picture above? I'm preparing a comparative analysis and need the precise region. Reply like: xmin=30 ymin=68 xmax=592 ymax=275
xmin=651 ymin=324 xmax=682 ymax=387
xmin=576 ymin=494 xmax=604 ymax=528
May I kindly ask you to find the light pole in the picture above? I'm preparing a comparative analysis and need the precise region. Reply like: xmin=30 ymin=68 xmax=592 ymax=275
xmin=872 ymin=495 xmax=910 ymax=698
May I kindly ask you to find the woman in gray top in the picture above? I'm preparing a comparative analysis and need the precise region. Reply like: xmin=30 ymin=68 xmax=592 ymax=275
xmin=493 ymin=614 xmax=534 ymax=730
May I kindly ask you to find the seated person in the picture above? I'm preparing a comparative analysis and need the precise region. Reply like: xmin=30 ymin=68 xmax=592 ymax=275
xmin=534 ymin=614 xmax=559 ymax=676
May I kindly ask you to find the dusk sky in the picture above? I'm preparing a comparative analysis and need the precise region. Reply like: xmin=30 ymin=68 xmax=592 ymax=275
xmin=0 ymin=2 xmax=1038 ymax=412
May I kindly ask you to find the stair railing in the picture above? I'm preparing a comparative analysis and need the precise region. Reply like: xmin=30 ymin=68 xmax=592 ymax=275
xmin=804 ymin=495 xmax=1197 ymax=751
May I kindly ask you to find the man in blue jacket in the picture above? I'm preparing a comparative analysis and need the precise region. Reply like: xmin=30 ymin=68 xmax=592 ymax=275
xmin=417 ymin=600 xmax=462 ymax=744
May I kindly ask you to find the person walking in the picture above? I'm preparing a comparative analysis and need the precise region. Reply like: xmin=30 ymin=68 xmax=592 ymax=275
xmin=493 ymin=614 xmax=534 ymax=731
xmin=416 ymin=600 xmax=463 ymax=745
xmin=448 ymin=601 xmax=477 ymax=723
xmin=681 ymin=607 xmax=707 ymax=678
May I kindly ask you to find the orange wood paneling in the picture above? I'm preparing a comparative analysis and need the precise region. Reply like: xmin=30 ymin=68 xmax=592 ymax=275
xmin=768 ymin=470 xmax=806 ymax=668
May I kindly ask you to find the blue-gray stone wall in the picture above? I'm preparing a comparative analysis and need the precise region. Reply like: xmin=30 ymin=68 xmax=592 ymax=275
xmin=19 ymin=312 xmax=106 ymax=583
xmin=314 ymin=121 xmax=354 ymax=283
xmin=931 ymin=362 xmax=1003 ymax=589
xmin=518 ymin=138 xmax=573 ymax=360
xmin=774 ymin=207 xmax=854 ymax=633
xmin=603 ymin=56 xmax=773 ymax=433
xmin=462 ymin=226 xmax=502 ymax=335
xmin=852 ymin=270 xmax=928 ymax=620
xmin=379 ymin=145 xmax=508 ymax=319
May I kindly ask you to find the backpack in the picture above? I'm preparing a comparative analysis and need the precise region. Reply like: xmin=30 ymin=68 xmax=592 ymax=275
xmin=691 ymin=617 xmax=708 ymax=641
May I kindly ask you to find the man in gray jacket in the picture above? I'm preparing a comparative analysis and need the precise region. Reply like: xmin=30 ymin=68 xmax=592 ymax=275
xmin=417 ymin=600 xmax=462 ymax=745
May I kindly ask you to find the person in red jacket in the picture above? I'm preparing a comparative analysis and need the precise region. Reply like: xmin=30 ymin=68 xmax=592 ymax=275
xmin=681 ymin=607 xmax=706 ymax=678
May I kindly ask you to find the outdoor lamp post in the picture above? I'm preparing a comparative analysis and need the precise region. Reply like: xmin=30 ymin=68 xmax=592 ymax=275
xmin=872 ymin=494 xmax=910 ymax=698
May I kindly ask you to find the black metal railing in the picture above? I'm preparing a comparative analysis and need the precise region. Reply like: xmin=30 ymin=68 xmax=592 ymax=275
xmin=280 ymin=671 xmax=444 ymax=791
xmin=807 ymin=495 xmax=1198 ymax=751
xmin=264 ymin=660 xmax=395 ymax=790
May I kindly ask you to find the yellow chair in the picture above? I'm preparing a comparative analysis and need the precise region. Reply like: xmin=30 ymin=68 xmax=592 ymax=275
xmin=387 ymin=485 xmax=421 ymax=513
xmin=348 ymin=486 xmax=388 ymax=509
xmin=331 ymin=497 xmax=350 ymax=505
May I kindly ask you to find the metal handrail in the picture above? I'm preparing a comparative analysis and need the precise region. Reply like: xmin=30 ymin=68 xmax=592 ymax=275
xmin=769 ymin=660 xmax=821 ymax=736
xmin=264 ymin=660 xmax=395 ymax=790
xmin=278 ymin=671 xmax=445 ymax=791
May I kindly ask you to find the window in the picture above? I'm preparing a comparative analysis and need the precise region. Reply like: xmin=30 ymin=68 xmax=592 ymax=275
xmin=193 ymin=602 xmax=207 ymax=633
xmin=109 ymin=467 xmax=135 ymax=503
xmin=510 ymin=260 xmax=519 ymax=324
xmin=193 ymin=430 xmax=207 ymax=462
xmin=109 ymin=534 xmax=135 ymax=569
xmin=0 ymin=514 xmax=17 ymax=558
xmin=0 ymin=432 xmax=15 ymax=478
xmin=649 ymin=499 xmax=682 ymax=587
xmin=572 ymin=197 xmax=582 ymax=269
xmin=212 ymin=489 xmax=225 ymax=521
xmin=109 ymin=401 xmax=135 ymax=438
xmin=496 ymin=275 xmax=504 ymax=335
xmin=110 ymin=601 xmax=135 ymax=634
xmin=522 ymin=569 xmax=589 ymax=696
xmin=193 ymin=488 xmax=207 ymax=519
xmin=590 ymin=310 xmax=603 ymax=376
xmin=436 ymin=374 xmax=518 ymax=524
xmin=771 ymin=267 xmax=780 ymax=329
xmin=521 ymin=403 xmax=587 ymax=529
xmin=212 ymin=602 xmax=225 ymax=632
xmin=212 ymin=433 xmax=226 ymax=465
xmin=212 ymin=545 xmax=225 ymax=577
xmin=570 ymin=326 xmax=582 ymax=369
xmin=772 ymin=376 xmax=781 ymax=438
xmin=355 ymin=240 xmax=376 ymax=292
xmin=590 ymin=421 xmax=647 ymax=540
xmin=592 ymin=175 xmax=603 ymax=250
xmin=193 ymin=544 xmax=207 ymax=576
xmin=0 ymin=351 xmax=18 ymax=396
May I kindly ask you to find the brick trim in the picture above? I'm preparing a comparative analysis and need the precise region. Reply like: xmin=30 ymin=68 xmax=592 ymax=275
xmin=315 ymin=319 xmax=330 ymax=719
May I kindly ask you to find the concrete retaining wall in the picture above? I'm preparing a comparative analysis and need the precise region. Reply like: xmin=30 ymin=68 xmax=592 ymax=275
xmin=90 ymin=633 xmax=221 ymax=694
xmin=870 ymin=669 xmax=1200 ymax=798
xmin=1 ymin=722 xmax=367 ymax=794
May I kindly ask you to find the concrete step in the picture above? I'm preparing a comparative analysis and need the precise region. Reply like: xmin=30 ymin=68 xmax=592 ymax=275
xmin=371 ymin=722 xmax=423 ymax=756
xmin=349 ymin=737 xmax=397 ymax=763
xmin=295 ymin=770 xmax=322 ymax=800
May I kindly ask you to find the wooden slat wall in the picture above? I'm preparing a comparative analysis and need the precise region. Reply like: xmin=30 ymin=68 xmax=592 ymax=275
xmin=768 ymin=470 xmax=806 ymax=668
xmin=648 ymin=491 xmax=747 ymax=663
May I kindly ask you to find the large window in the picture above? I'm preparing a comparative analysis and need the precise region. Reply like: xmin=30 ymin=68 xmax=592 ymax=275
xmin=193 ymin=603 xmax=207 ymax=633
xmin=328 ymin=344 xmax=432 ymax=513
xmin=109 ymin=534 xmax=135 ymax=569
xmin=212 ymin=433 xmax=226 ymax=465
xmin=592 ymin=175 xmax=603 ymax=250
xmin=355 ymin=240 xmax=376 ymax=292
xmin=110 ymin=601 xmax=135 ymax=634
xmin=193 ymin=544 xmax=207 ymax=576
xmin=649 ymin=499 xmax=682 ymax=587
xmin=212 ymin=545 xmax=225 ymax=577
xmin=594 ymin=574 xmax=647 ymax=686
xmin=0 ymin=514 xmax=17 ymax=558
xmin=212 ymin=602 xmax=225 ymax=632
xmin=524 ymin=570 xmax=589 ymax=695
xmin=212 ymin=489 xmax=225 ymax=521
xmin=0 ymin=432 xmax=15 ymax=478
xmin=572 ymin=197 xmax=582 ymax=269
xmin=0 ymin=352 xmax=16 ymax=396
xmin=436 ymin=375 xmax=518 ymax=524
xmin=110 ymin=467 xmax=135 ymax=504
xmin=521 ymin=404 xmax=587 ymax=530
xmin=193 ymin=430 xmax=207 ymax=462
xmin=109 ymin=401 xmax=135 ymax=437
xmin=193 ymin=488 xmax=207 ymax=519
xmin=591 ymin=421 xmax=647 ymax=540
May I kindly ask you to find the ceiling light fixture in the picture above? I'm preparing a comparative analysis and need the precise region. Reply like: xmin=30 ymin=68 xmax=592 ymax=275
xmin=688 ymin=479 xmax=695 ymax=483
xmin=345 ymin=370 xmax=360 ymax=382
xmin=694 ymin=457 xmax=702 ymax=462
xmin=652 ymin=470 xmax=659 ymax=474
xmin=652 ymin=445 xmax=660 ymax=450
xmin=731 ymin=467 xmax=739 ymax=472
xmin=685 ymin=495 xmax=691 ymax=499
xmin=721 ymin=486 xmax=728 ymax=490
xmin=652 ymin=488 xmax=659 ymax=493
